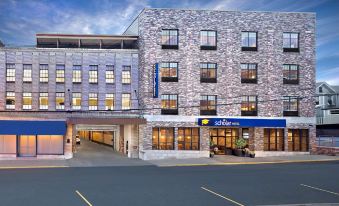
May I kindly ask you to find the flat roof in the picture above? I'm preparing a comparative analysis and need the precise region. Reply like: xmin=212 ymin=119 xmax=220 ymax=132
xmin=36 ymin=33 xmax=138 ymax=40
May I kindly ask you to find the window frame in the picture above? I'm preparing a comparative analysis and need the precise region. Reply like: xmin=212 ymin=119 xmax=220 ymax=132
xmin=241 ymin=31 xmax=258 ymax=51
xmin=56 ymin=65 xmax=65 ymax=83
xmin=22 ymin=92 xmax=32 ymax=110
xmin=39 ymin=64 xmax=49 ymax=83
xmin=72 ymin=65 xmax=82 ymax=83
xmin=200 ymin=30 xmax=217 ymax=50
xmin=161 ymin=29 xmax=179 ymax=49
xmin=288 ymin=129 xmax=309 ymax=152
xmin=6 ymin=64 xmax=15 ymax=82
xmin=241 ymin=63 xmax=257 ymax=84
xmin=178 ymin=128 xmax=200 ymax=150
xmin=122 ymin=70 xmax=131 ymax=84
xmin=160 ymin=62 xmax=178 ymax=82
xmin=55 ymin=92 xmax=65 ymax=110
xmin=105 ymin=93 xmax=114 ymax=111
xmin=264 ymin=128 xmax=285 ymax=151
xmin=161 ymin=94 xmax=178 ymax=115
xmin=5 ymin=92 xmax=15 ymax=110
xmin=23 ymin=64 xmax=32 ymax=82
xmin=122 ymin=93 xmax=131 ymax=110
xmin=200 ymin=95 xmax=217 ymax=115
xmin=152 ymin=127 xmax=174 ymax=150
xmin=283 ymin=96 xmax=299 ymax=116
xmin=105 ymin=65 xmax=114 ymax=84
xmin=72 ymin=92 xmax=81 ymax=110
xmin=39 ymin=92 xmax=49 ymax=110
xmin=200 ymin=63 xmax=217 ymax=83
xmin=283 ymin=32 xmax=300 ymax=52
xmin=283 ymin=64 xmax=299 ymax=84
xmin=89 ymin=65 xmax=98 ymax=84
xmin=88 ymin=93 xmax=98 ymax=111
xmin=241 ymin=95 xmax=258 ymax=116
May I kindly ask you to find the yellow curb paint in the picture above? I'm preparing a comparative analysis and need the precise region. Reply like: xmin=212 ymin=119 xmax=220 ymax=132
xmin=201 ymin=187 xmax=245 ymax=206
xmin=0 ymin=166 xmax=69 ymax=170
xmin=76 ymin=190 xmax=93 ymax=206
xmin=159 ymin=159 xmax=339 ymax=167
xmin=300 ymin=184 xmax=339 ymax=196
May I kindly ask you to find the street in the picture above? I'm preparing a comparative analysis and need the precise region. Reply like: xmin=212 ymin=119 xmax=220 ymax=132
xmin=0 ymin=162 xmax=338 ymax=206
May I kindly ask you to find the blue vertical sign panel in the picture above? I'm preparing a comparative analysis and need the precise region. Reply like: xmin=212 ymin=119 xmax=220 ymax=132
xmin=153 ymin=63 xmax=159 ymax=98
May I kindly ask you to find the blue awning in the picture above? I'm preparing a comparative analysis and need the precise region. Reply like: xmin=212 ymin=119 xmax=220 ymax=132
xmin=0 ymin=120 xmax=66 ymax=135
xmin=197 ymin=118 xmax=286 ymax=127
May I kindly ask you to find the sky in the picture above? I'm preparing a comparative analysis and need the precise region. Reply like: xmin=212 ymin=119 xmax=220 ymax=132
xmin=0 ymin=0 xmax=338 ymax=84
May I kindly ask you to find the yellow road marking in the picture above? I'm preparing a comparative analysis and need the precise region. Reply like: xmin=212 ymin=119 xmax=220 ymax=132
xmin=201 ymin=186 xmax=245 ymax=206
xmin=160 ymin=159 xmax=339 ymax=167
xmin=0 ymin=166 xmax=69 ymax=170
xmin=76 ymin=190 xmax=93 ymax=206
xmin=300 ymin=184 xmax=339 ymax=196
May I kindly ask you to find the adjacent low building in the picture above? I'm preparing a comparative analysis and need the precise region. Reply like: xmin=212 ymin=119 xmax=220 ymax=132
xmin=0 ymin=8 xmax=316 ymax=160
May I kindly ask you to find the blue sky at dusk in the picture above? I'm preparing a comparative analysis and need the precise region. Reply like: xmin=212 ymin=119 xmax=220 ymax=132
xmin=0 ymin=0 xmax=338 ymax=84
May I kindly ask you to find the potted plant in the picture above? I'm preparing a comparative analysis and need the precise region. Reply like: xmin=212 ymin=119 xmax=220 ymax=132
xmin=234 ymin=137 xmax=247 ymax=156
xmin=209 ymin=140 xmax=217 ymax=157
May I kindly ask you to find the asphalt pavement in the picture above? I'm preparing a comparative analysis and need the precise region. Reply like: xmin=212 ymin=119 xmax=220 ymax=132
xmin=0 ymin=161 xmax=338 ymax=206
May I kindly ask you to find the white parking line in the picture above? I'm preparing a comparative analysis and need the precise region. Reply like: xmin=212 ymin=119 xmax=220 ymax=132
xmin=75 ymin=190 xmax=93 ymax=206
xmin=201 ymin=186 xmax=245 ymax=206
xmin=300 ymin=184 xmax=339 ymax=196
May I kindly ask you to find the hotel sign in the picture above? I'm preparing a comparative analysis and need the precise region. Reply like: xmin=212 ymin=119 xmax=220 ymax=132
xmin=153 ymin=63 xmax=159 ymax=98
xmin=197 ymin=118 xmax=286 ymax=127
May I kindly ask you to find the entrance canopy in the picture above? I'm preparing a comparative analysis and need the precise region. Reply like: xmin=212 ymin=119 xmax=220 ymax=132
xmin=0 ymin=120 xmax=66 ymax=135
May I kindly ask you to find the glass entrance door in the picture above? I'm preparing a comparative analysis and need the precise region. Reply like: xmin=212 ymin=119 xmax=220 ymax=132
xmin=210 ymin=128 xmax=238 ymax=155
xmin=18 ymin=135 xmax=36 ymax=157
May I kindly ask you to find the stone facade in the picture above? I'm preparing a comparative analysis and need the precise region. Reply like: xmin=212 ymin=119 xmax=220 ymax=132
xmin=131 ymin=8 xmax=316 ymax=159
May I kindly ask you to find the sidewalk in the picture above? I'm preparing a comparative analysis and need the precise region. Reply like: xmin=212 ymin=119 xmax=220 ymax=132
xmin=147 ymin=154 xmax=339 ymax=167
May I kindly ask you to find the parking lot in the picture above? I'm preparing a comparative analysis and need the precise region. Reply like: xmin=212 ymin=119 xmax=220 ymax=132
xmin=0 ymin=161 xmax=338 ymax=206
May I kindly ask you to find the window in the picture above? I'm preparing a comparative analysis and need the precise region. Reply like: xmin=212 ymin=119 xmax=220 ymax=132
xmin=161 ymin=29 xmax=178 ymax=49
xmin=106 ymin=65 xmax=114 ymax=83
xmin=22 ymin=93 xmax=32 ymax=110
xmin=241 ymin=96 xmax=257 ymax=116
xmin=152 ymin=128 xmax=174 ymax=150
xmin=283 ymin=64 xmax=299 ymax=84
xmin=241 ymin=63 xmax=257 ymax=83
xmin=210 ymin=128 xmax=239 ymax=154
xmin=122 ymin=93 xmax=131 ymax=110
xmin=39 ymin=93 xmax=48 ymax=110
xmin=122 ymin=70 xmax=131 ymax=84
xmin=72 ymin=93 xmax=81 ymax=110
xmin=56 ymin=93 xmax=65 ymax=110
xmin=89 ymin=65 xmax=98 ymax=83
xmin=161 ymin=94 xmax=178 ymax=115
xmin=241 ymin=31 xmax=257 ymax=51
xmin=200 ymin=30 xmax=217 ymax=50
xmin=5 ymin=92 xmax=15 ymax=110
xmin=288 ymin=129 xmax=309 ymax=151
xmin=319 ymin=86 xmax=323 ymax=93
xmin=200 ymin=63 xmax=217 ymax=83
xmin=56 ymin=65 xmax=65 ymax=83
xmin=160 ymin=62 xmax=178 ymax=82
xmin=105 ymin=94 xmax=114 ymax=110
xmin=283 ymin=96 xmax=299 ymax=116
xmin=264 ymin=129 xmax=284 ymax=151
xmin=72 ymin=65 xmax=82 ymax=83
xmin=89 ymin=93 xmax=98 ymax=110
xmin=39 ymin=64 xmax=49 ymax=82
xmin=200 ymin=95 xmax=217 ymax=115
xmin=6 ymin=64 xmax=15 ymax=82
xmin=242 ymin=128 xmax=250 ymax=139
xmin=23 ymin=64 xmax=32 ymax=82
xmin=283 ymin=32 xmax=299 ymax=52
xmin=178 ymin=128 xmax=200 ymax=150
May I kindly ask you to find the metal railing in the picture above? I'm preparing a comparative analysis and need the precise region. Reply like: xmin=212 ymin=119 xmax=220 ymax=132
xmin=317 ymin=115 xmax=339 ymax=125
xmin=316 ymin=136 xmax=339 ymax=148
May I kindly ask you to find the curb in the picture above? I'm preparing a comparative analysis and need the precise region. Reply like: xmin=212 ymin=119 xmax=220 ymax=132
xmin=159 ymin=159 xmax=339 ymax=167
xmin=0 ymin=166 xmax=69 ymax=170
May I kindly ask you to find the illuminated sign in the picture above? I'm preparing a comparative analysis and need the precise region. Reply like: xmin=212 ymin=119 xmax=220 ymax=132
xmin=197 ymin=118 xmax=286 ymax=127
xmin=153 ymin=63 xmax=159 ymax=98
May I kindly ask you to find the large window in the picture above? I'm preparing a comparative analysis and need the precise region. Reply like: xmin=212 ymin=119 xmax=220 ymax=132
xmin=122 ymin=93 xmax=131 ymax=110
xmin=288 ymin=129 xmax=309 ymax=151
xmin=264 ymin=129 xmax=284 ymax=151
xmin=56 ymin=65 xmax=65 ymax=83
xmin=56 ymin=93 xmax=65 ymax=110
xmin=122 ymin=70 xmax=131 ymax=84
xmin=89 ymin=65 xmax=98 ymax=83
xmin=283 ymin=96 xmax=299 ymax=116
xmin=241 ymin=63 xmax=257 ymax=83
xmin=106 ymin=65 xmax=114 ymax=83
xmin=105 ymin=94 xmax=114 ymax=110
xmin=200 ymin=30 xmax=217 ymax=50
xmin=89 ymin=93 xmax=98 ymax=111
xmin=5 ymin=92 xmax=15 ymax=110
xmin=241 ymin=31 xmax=257 ymax=51
xmin=178 ymin=128 xmax=200 ymax=150
xmin=39 ymin=93 xmax=48 ymax=110
xmin=200 ymin=95 xmax=217 ymax=115
xmin=161 ymin=29 xmax=178 ymax=49
xmin=210 ymin=128 xmax=239 ymax=155
xmin=152 ymin=128 xmax=174 ymax=150
xmin=39 ymin=64 xmax=49 ymax=82
xmin=22 ymin=92 xmax=32 ymax=110
xmin=241 ymin=96 xmax=257 ymax=116
xmin=283 ymin=32 xmax=299 ymax=52
xmin=200 ymin=63 xmax=217 ymax=83
xmin=6 ymin=64 xmax=15 ymax=82
xmin=72 ymin=93 xmax=81 ymax=110
xmin=161 ymin=94 xmax=178 ymax=115
xmin=72 ymin=65 xmax=82 ymax=83
xmin=283 ymin=64 xmax=299 ymax=84
xmin=160 ymin=62 xmax=178 ymax=82
xmin=23 ymin=64 xmax=32 ymax=82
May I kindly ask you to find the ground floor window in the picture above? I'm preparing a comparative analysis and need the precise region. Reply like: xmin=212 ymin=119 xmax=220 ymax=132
xmin=210 ymin=128 xmax=238 ymax=155
xmin=178 ymin=128 xmax=200 ymax=150
xmin=288 ymin=129 xmax=309 ymax=151
xmin=152 ymin=128 xmax=174 ymax=150
xmin=37 ymin=135 xmax=63 ymax=155
xmin=0 ymin=135 xmax=16 ymax=154
xmin=264 ymin=129 xmax=284 ymax=151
